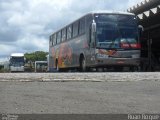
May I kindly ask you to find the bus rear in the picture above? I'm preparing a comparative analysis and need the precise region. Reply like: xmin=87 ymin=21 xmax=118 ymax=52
xmin=92 ymin=13 xmax=141 ymax=71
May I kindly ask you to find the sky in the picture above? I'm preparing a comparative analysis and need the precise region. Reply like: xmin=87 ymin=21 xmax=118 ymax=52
xmin=0 ymin=0 xmax=141 ymax=61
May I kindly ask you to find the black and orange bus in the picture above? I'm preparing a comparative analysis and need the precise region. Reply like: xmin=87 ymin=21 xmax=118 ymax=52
xmin=49 ymin=11 xmax=142 ymax=72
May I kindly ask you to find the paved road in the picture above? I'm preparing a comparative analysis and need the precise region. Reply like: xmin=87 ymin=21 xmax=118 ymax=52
xmin=0 ymin=73 xmax=160 ymax=114
xmin=1 ymin=72 xmax=160 ymax=82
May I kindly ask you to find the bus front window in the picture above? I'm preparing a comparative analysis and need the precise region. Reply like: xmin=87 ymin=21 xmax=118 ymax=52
xmin=95 ymin=14 xmax=139 ymax=49
xmin=96 ymin=23 xmax=120 ymax=49
xmin=10 ymin=57 xmax=24 ymax=66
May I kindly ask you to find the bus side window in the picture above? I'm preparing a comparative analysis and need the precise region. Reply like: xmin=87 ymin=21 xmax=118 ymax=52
xmin=52 ymin=35 xmax=54 ymax=46
xmin=54 ymin=34 xmax=57 ymax=45
xmin=79 ymin=17 xmax=85 ymax=35
xmin=67 ymin=25 xmax=72 ymax=40
xmin=50 ymin=36 xmax=52 ymax=46
xmin=57 ymin=31 xmax=62 ymax=44
xmin=73 ymin=21 xmax=79 ymax=37
xmin=62 ymin=28 xmax=66 ymax=42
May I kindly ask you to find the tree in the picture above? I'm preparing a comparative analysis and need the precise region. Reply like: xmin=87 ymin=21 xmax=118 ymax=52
xmin=24 ymin=51 xmax=48 ymax=62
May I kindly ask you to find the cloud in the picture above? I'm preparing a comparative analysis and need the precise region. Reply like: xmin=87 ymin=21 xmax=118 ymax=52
xmin=17 ymin=35 xmax=48 ymax=52
xmin=0 ymin=44 xmax=17 ymax=57
xmin=0 ymin=0 xmax=142 ymax=60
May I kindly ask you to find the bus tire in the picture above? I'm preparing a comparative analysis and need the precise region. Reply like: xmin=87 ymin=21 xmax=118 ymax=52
xmin=80 ymin=57 xmax=86 ymax=72
xmin=56 ymin=59 xmax=59 ymax=72
xmin=130 ymin=66 xmax=140 ymax=72
xmin=96 ymin=68 xmax=104 ymax=72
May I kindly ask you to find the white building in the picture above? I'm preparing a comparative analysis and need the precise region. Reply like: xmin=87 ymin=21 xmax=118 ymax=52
xmin=0 ymin=61 xmax=10 ymax=71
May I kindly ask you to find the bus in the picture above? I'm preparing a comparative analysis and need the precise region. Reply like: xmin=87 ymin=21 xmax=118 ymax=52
xmin=35 ymin=61 xmax=48 ymax=72
xmin=49 ymin=11 xmax=142 ymax=72
xmin=9 ymin=53 xmax=25 ymax=72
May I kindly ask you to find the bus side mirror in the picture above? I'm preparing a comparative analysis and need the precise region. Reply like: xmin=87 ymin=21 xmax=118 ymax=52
xmin=92 ymin=20 xmax=96 ymax=33
xmin=24 ymin=58 xmax=26 ymax=62
xmin=90 ymin=20 xmax=96 ymax=48
xmin=138 ymin=25 xmax=144 ymax=37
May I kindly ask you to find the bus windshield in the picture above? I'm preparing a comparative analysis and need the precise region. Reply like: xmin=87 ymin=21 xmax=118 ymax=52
xmin=95 ymin=14 xmax=139 ymax=49
xmin=10 ymin=57 xmax=24 ymax=66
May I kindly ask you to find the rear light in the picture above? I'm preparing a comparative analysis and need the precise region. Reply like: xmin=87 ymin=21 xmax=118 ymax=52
xmin=120 ymin=43 xmax=130 ymax=48
xmin=121 ymin=43 xmax=141 ymax=49
xmin=130 ymin=43 xmax=141 ymax=49
xmin=117 ymin=61 xmax=124 ymax=64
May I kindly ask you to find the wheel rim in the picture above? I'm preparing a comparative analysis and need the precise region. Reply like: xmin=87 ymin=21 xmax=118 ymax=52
xmin=56 ymin=61 xmax=59 ymax=71
xmin=81 ymin=58 xmax=86 ymax=72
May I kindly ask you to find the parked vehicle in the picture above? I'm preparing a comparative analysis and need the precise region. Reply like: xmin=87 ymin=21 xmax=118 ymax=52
xmin=9 ymin=53 xmax=25 ymax=72
xmin=49 ymin=11 xmax=142 ymax=72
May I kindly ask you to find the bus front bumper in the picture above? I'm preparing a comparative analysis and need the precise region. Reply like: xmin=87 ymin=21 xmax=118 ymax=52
xmin=10 ymin=66 xmax=24 ymax=72
xmin=95 ymin=58 xmax=140 ymax=67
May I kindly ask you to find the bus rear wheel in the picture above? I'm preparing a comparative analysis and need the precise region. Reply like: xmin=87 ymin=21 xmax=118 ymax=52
xmin=55 ymin=60 xmax=59 ymax=72
xmin=130 ymin=66 xmax=140 ymax=72
xmin=80 ymin=57 xmax=86 ymax=72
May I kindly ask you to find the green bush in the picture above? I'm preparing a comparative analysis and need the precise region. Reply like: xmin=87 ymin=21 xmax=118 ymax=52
xmin=0 ymin=68 xmax=10 ymax=73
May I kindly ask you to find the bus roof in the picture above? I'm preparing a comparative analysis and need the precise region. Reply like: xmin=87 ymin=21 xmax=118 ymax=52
xmin=11 ymin=53 xmax=24 ymax=57
xmin=35 ymin=61 xmax=48 ymax=64
xmin=88 ymin=10 xmax=135 ymax=16
xmin=50 ymin=10 xmax=135 ymax=36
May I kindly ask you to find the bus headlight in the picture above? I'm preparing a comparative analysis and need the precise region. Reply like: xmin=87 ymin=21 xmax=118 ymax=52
xmin=132 ymin=54 xmax=140 ymax=58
